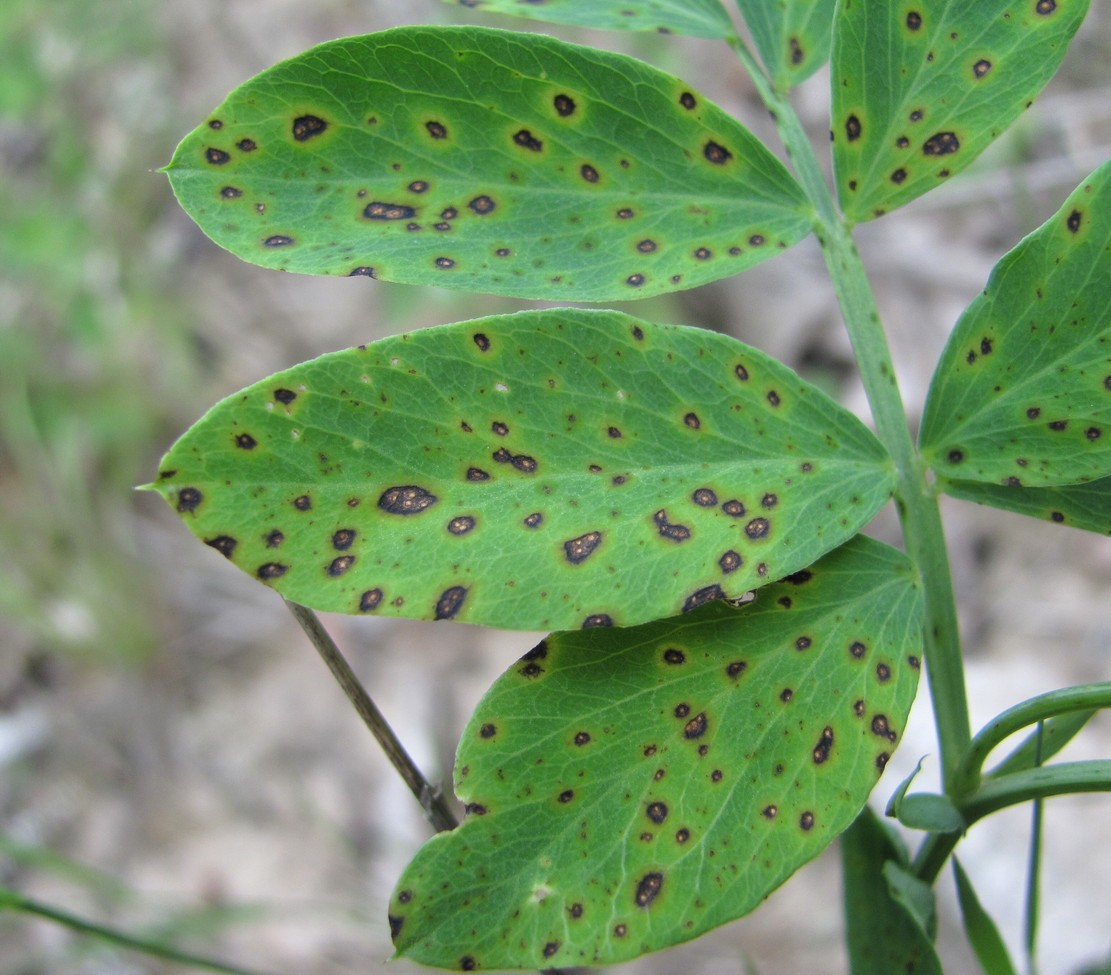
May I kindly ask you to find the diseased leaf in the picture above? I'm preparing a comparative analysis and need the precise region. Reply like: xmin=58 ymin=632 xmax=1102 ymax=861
xmin=953 ymin=858 xmax=1020 ymax=975
xmin=442 ymin=0 xmax=737 ymax=39
xmin=148 ymin=310 xmax=894 ymax=631
xmin=165 ymin=26 xmax=813 ymax=301
xmin=831 ymin=0 xmax=1090 ymax=222
xmin=736 ymin=0 xmax=837 ymax=89
xmin=940 ymin=476 xmax=1111 ymax=535
xmin=843 ymin=807 xmax=943 ymax=975
xmin=390 ymin=536 xmax=922 ymax=969
xmin=920 ymin=159 xmax=1111 ymax=487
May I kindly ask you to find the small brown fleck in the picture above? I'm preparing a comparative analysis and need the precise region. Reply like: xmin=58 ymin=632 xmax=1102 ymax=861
xmin=845 ymin=115 xmax=862 ymax=141
xmin=264 ymin=235 xmax=294 ymax=247
xmin=684 ymin=412 xmax=701 ymax=429
xmin=626 ymin=273 xmax=646 ymax=287
xmin=679 ymin=91 xmax=696 ymax=110
xmin=523 ymin=511 xmax=543 ymax=528
xmin=876 ymin=662 xmax=891 ymax=682
xmin=973 ymin=59 xmax=992 ymax=79
xmin=513 ymin=128 xmax=543 ymax=151
xmin=614 ymin=924 xmax=627 ymax=938
xmin=1067 ymin=209 xmax=1082 ymax=233
xmin=906 ymin=11 xmax=922 ymax=29
xmin=220 ymin=186 xmax=242 ymax=199
xmin=800 ymin=811 xmax=815 ymax=831
xmin=704 ymin=141 xmax=732 ymax=164
xmin=727 ymin=660 xmax=747 ymax=678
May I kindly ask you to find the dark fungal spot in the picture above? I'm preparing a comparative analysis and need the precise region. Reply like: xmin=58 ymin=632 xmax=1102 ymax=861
xmin=684 ymin=412 xmax=701 ymax=429
xmin=292 ymin=115 xmax=327 ymax=141
xmin=727 ymin=660 xmax=747 ymax=678
xmin=722 ymin=500 xmax=745 ymax=518
xmin=780 ymin=688 xmax=794 ymax=702
xmin=389 ymin=914 xmax=403 ymax=938
xmin=761 ymin=493 xmax=778 ymax=509
xmin=583 ymin=614 xmax=614 ymax=628
xmin=704 ymin=141 xmax=731 ymax=164
xmin=663 ymin=648 xmax=685 ymax=665
xmin=692 ymin=487 xmax=718 ymax=507
xmin=379 ymin=485 xmax=438 ymax=515
xmin=777 ymin=596 xmax=792 ymax=608
xmin=854 ymin=699 xmax=866 ymax=717
xmin=492 ymin=447 xmax=511 ymax=464
xmin=257 ymin=562 xmax=288 ymax=580
xmin=923 ymin=132 xmax=960 ymax=155
xmin=265 ymin=529 xmax=284 ymax=548
xmin=363 ymin=201 xmax=418 ymax=221
xmin=519 ymin=660 xmax=543 ymax=679
xmin=906 ymin=11 xmax=922 ymax=29
xmin=789 ymin=36 xmax=804 ymax=64
xmin=607 ymin=426 xmax=622 ymax=439
xmin=522 ymin=641 xmax=548 ymax=662
xmin=896 ymin=136 xmax=910 ymax=148
xmin=694 ymin=247 xmax=712 ymax=260
xmin=876 ymin=662 xmax=891 ymax=682
xmin=479 ymin=723 xmax=497 ymax=740
xmin=564 ymin=531 xmax=602 ymax=564
xmin=440 ymin=207 xmax=459 ymax=220
xmin=494 ymin=247 xmax=510 ymax=257
xmin=235 ymin=432 xmax=257 ymax=450
xmin=891 ymin=168 xmax=907 ymax=184
xmin=683 ymin=712 xmax=708 ymax=739
xmin=574 ymin=731 xmax=591 ymax=746
xmin=558 ymin=790 xmax=574 ymax=804
xmin=762 ymin=805 xmax=778 ymax=819
xmin=626 ymin=273 xmax=646 ymax=287
xmin=676 ymin=827 xmax=690 ymax=844
xmin=220 ymin=186 xmax=242 ymax=199
xmin=910 ymin=109 xmax=924 ymax=122
xmin=472 ymin=332 xmax=490 ymax=352
xmin=523 ymin=512 xmax=543 ymax=528
xmin=208 ymin=119 xmax=223 ymax=130
xmin=332 ymin=529 xmax=357 ymax=551
xmin=425 ymin=121 xmax=447 ymax=139
xmin=711 ymin=769 xmax=723 ymax=782
xmin=785 ymin=569 xmax=812 ymax=584
xmin=491 ymin=421 xmax=509 ymax=437
xmin=766 ymin=390 xmax=781 ymax=407
xmin=871 ymin=714 xmax=890 ymax=737
xmin=349 ymin=266 xmax=376 ymax=277
xmin=176 ymin=487 xmax=202 ymax=513
xmin=236 ymin=138 xmax=257 ymax=152
xmin=1086 ymin=427 xmax=1102 ymax=441
xmin=635 ymin=873 xmax=663 ymax=908
xmin=448 ymin=515 xmax=476 ymax=535
xmin=1036 ymin=0 xmax=1056 ymax=12
xmin=812 ymin=726 xmax=834 ymax=764
xmin=680 ymin=91 xmax=697 ymax=110
xmin=460 ymin=958 xmax=476 ymax=972
xmin=464 ymin=803 xmax=486 ymax=816
xmin=359 ymin=588 xmax=383 ymax=613
xmin=796 ymin=635 xmax=812 ymax=651
xmin=637 ymin=239 xmax=657 ymax=253
xmin=1051 ymin=511 xmax=1066 ymax=523
xmin=434 ymin=257 xmax=456 ymax=269
xmin=205 ymin=147 xmax=230 ymax=165
xmin=614 ymin=924 xmax=627 ymax=938
xmin=543 ymin=941 xmax=561 ymax=959
xmin=876 ymin=752 xmax=890 ymax=772
xmin=719 ymin=550 xmax=742 ymax=574
xmin=408 ymin=180 xmax=429 ymax=193
xmin=468 ymin=195 xmax=496 ymax=215
xmin=800 ymin=811 xmax=815 ymax=831
xmin=850 ymin=641 xmax=866 ymax=658
xmin=1067 ymin=209 xmax=1082 ymax=233
xmin=749 ymin=234 xmax=766 ymax=247
xmin=674 ymin=703 xmax=691 ymax=719
xmin=264 ymin=235 xmax=294 ymax=247
xmin=632 ymin=325 xmax=645 ymax=341
xmin=1047 ymin=420 xmax=1068 ymax=432
xmin=569 ymin=902 xmax=584 ymax=919
xmin=654 ymin=509 xmax=691 ymax=543
xmin=735 ymin=363 xmax=750 ymax=382
xmin=683 ymin=585 xmax=724 ymax=613
xmin=973 ymin=59 xmax=992 ymax=79
xmin=553 ymin=93 xmax=576 ymax=116
xmin=513 ymin=129 xmax=543 ymax=152
xmin=646 ymin=802 xmax=668 ymax=824
xmin=745 ymin=518 xmax=770 ymax=540
xmin=981 ymin=338 xmax=993 ymax=355
xmin=908 ymin=654 xmax=921 ymax=669
xmin=327 ymin=555 xmax=355 ymax=577
xmin=948 ymin=449 xmax=964 ymax=464
xmin=580 ymin=164 xmax=599 ymax=183
xmin=845 ymin=115 xmax=862 ymax=141
xmin=511 ymin=454 xmax=537 ymax=473
xmin=467 ymin=467 xmax=490 ymax=481
xmin=205 ymin=535 xmax=237 ymax=559
xmin=616 ymin=207 xmax=634 ymax=219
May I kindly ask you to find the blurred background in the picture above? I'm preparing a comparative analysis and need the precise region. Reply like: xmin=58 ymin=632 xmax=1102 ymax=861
xmin=1 ymin=1 xmax=1110 ymax=972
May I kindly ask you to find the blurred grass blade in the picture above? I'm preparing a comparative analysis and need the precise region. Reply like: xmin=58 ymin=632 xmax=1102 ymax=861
xmin=442 ymin=0 xmax=737 ymax=39
xmin=166 ymin=26 xmax=813 ymax=301
xmin=939 ymin=476 xmax=1111 ymax=536
xmin=920 ymin=159 xmax=1111 ymax=488
xmin=149 ymin=309 xmax=894 ymax=631
xmin=735 ymin=0 xmax=837 ymax=89
xmin=842 ymin=806 xmax=942 ymax=975
xmin=391 ymin=536 xmax=922 ymax=968
xmin=832 ymin=0 xmax=1090 ymax=222
xmin=953 ymin=859 xmax=1020 ymax=975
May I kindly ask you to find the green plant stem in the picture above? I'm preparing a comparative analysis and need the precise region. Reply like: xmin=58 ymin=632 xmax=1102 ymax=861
xmin=0 ymin=888 xmax=276 ymax=975
xmin=729 ymin=38 xmax=972 ymax=792
xmin=954 ymin=684 xmax=1111 ymax=797
xmin=284 ymin=601 xmax=459 ymax=833
xmin=1024 ymin=723 xmax=1045 ymax=975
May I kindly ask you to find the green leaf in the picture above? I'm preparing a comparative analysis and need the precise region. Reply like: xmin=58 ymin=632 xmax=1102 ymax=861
xmin=165 ymin=26 xmax=813 ymax=301
xmin=920 ymin=159 xmax=1111 ymax=486
xmin=991 ymin=710 xmax=1096 ymax=778
xmin=842 ymin=806 xmax=942 ymax=975
xmin=885 ymin=757 xmax=966 ymax=833
xmin=442 ymin=0 xmax=738 ymax=39
xmin=390 ymin=536 xmax=922 ymax=969
xmin=939 ymin=476 xmax=1111 ymax=535
xmin=831 ymin=0 xmax=1090 ymax=222
xmin=736 ymin=0 xmax=837 ymax=89
xmin=953 ymin=858 xmax=1020 ymax=975
xmin=148 ymin=309 xmax=894 ymax=631
xmin=884 ymin=860 xmax=939 ymax=941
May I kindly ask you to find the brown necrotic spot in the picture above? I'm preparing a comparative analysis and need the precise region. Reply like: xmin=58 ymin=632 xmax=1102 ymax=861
xmin=871 ymin=714 xmax=890 ymax=737
xmin=1036 ymin=0 xmax=1056 ymax=12
xmin=908 ymin=654 xmax=921 ymax=670
xmin=491 ymin=421 xmax=509 ymax=437
xmin=692 ymin=487 xmax=718 ymax=507
xmin=853 ymin=699 xmax=866 ymax=717
xmin=205 ymin=535 xmax=237 ymax=559
xmin=264 ymin=235 xmax=294 ymax=247
xmin=674 ymin=703 xmax=690 ymax=718
xmin=523 ymin=512 xmax=543 ymax=528
xmin=448 ymin=515 xmax=476 ymax=535
xmin=676 ymin=827 xmax=690 ymax=843
xmin=471 ymin=332 xmax=491 ymax=353
xmin=694 ymin=247 xmax=712 ymax=260
xmin=766 ymin=390 xmax=781 ymax=407
xmin=543 ymin=941 xmax=561 ymax=959
xmin=363 ymin=201 xmax=416 ymax=221
xmin=468 ymin=194 xmax=496 ymax=215
xmin=646 ymin=801 xmax=668 ymax=824
xmin=292 ymin=115 xmax=327 ymax=141
xmin=876 ymin=662 xmax=891 ymax=682
xmin=513 ymin=129 xmax=543 ymax=151
xmin=635 ymin=873 xmax=663 ymax=908
xmin=948 ymin=449 xmax=964 ymax=463
xmin=176 ymin=487 xmax=202 ymax=513
xmin=812 ymin=726 xmax=834 ymax=764
xmin=234 ymin=432 xmax=257 ymax=450
xmin=683 ymin=585 xmax=724 ymax=613
xmin=745 ymin=518 xmax=770 ymax=539
xmin=616 ymin=207 xmax=635 ymax=219
xmin=359 ymin=588 xmax=384 ymax=613
xmin=684 ymin=412 xmax=701 ymax=429
xmin=460 ymin=957 xmax=476 ymax=972
xmin=574 ymin=731 xmax=591 ymax=746
xmin=704 ymin=141 xmax=731 ymax=164
xmin=205 ymin=147 xmax=230 ymax=165
xmin=580 ymin=164 xmax=599 ymax=183
xmin=511 ymin=454 xmax=537 ymax=473
xmin=274 ymin=387 xmax=297 ymax=405
xmin=434 ymin=585 xmax=468 ymax=620
xmin=789 ymin=36 xmax=804 ymax=64
xmin=434 ymin=256 xmax=455 ymax=269
xmin=614 ymin=923 xmax=627 ymax=938
xmin=780 ymin=688 xmax=794 ymax=702
xmin=762 ymin=805 xmax=778 ymax=819
xmin=332 ymin=529 xmax=356 ymax=550
xmin=426 ymin=120 xmax=448 ymax=139
xmin=1048 ymin=420 xmax=1067 ymax=432
xmin=626 ymin=273 xmax=646 ymax=287
xmin=1067 ymin=209 xmax=1082 ymax=233
xmin=637 ymin=239 xmax=657 ymax=253
xmin=607 ymin=426 xmax=622 ymax=439
xmin=973 ymin=59 xmax=992 ymax=79
xmin=220 ymin=186 xmax=242 ymax=199
xmin=582 ymin=614 xmax=614 ymax=628
xmin=796 ymin=636 xmax=812 ymax=651
xmin=292 ymin=495 xmax=312 ymax=512
xmin=236 ymin=138 xmax=257 ymax=152
xmin=378 ymin=485 xmax=438 ymax=514
xmin=711 ymin=769 xmax=723 ymax=782
xmin=408 ymin=180 xmax=429 ymax=193
xmin=564 ymin=531 xmax=602 ymax=564
xmin=850 ymin=640 xmax=866 ymax=658
xmin=480 ymin=723 xmax=497 ymax=739
xmin=727 ymin=660 xmax=747 ymax=679
xmin=663 ymin=648 xmax=685 ymax=665
xmin=1086 ymin=427 xmax=1102 ymax=440
xmin=876 ymin=752 xmax=890 ymax=771
xmin=265 ymin=529 xmax=284 ymax=548
xmin=680 ymin=91 xmax=697 ymax=110
xmin=327 ymin=555 xmax=355 ymax=576
xmin=1051 ymin=511 xmax=1066 ymax=523
xmin=349 ymin=266 xmax=376 ymax=277
xmin=800 ymin=811 xmax=815 ymax=831
xmin=683 ymin=712 xmax=708 ymax=739
xmin=722 ymin=500 xmax=746 ymax=518
xmin=257 ymin=562 xmax=288 ymax=580
xmin=553 ymin=93 xmax=576 ymax=116
xmin=845 ymin=115 xmax=862 ymax=141
xmin=654 ymin=509 xmax=691 ymax=543
xmin=906 ymin=11 xmax=922 ymax=29
xmin=719 ymin=550 xmax=742 ymax=574
xmin=761 ymin=493 xmax=779 ymax=509
xmin=923 ymin=132 xmax=960 ymax=155
xmin=891 ymin=168 xmax=907 ymax=184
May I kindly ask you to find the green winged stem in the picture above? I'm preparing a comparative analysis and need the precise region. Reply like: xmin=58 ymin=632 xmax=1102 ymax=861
xmin=147 ymin=310 xmax=894 ymax=631
xmin=832 ymin=0 xmax=1090 ymax=222
xmin=735 ymin=0 xmax=837 ymax=90
xmin=390 ymin=536 xmax=922 ymax=969
xmin=921 ymin=157 xmax=1111 ymax=490
xmin=165 ymin=26 xmax=813 ymax=301
xmin=441 ymin=0 xmax=738 ymax=39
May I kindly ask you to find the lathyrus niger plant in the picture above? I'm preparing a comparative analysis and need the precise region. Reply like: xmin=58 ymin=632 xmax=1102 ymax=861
xmin=146 ymin=0 xmax=1111 ymax=971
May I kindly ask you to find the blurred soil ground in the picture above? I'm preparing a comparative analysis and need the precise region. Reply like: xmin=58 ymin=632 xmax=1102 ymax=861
xmin=1 ymin=1 xmax=1110 ymax=973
